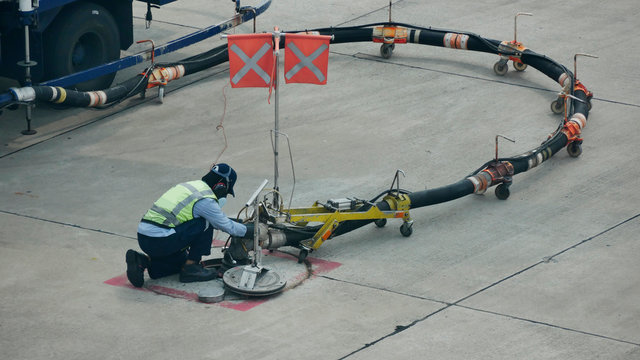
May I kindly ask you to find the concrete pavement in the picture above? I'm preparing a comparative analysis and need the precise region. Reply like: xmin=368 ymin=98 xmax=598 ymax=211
xmin=1 ymin=0 xmax=639 ymax=359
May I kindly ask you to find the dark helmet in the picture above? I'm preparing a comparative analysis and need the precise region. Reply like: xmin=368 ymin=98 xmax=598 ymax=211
xmin=202 ymin=163 xmax=237 ymax=197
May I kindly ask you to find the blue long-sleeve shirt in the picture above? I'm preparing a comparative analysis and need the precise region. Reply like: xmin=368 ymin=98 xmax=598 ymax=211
xmin=137 ymin=198 xmax=247 ymax=237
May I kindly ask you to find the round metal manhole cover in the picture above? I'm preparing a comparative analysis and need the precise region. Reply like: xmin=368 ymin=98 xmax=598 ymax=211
xmin=223 ymin=266 xmax=287 ymax=296
xmin=197 ymin=283 xmax=226 ymax=303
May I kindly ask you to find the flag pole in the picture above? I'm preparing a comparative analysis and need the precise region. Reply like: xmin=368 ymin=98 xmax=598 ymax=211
xmin=273 ymin=27 xmax=281 ymax=208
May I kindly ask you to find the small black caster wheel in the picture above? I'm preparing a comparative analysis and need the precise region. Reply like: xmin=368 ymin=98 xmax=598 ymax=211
xmin=513 ymin=61 xmax=527 ymax=71
xmin=567 ymin=141 xmax=582 ymax=158
xmin=374 ymin=218 xmax=387 ymax=228
xmin=493 ymin=61 xmax=508 ymax=76
xmin=139 ymin=90 xmax=146 ymax=99
xmin=550 ymin=99 xmax=564 ymax=114
xmin=587 ymin=101 xmax=592 ymax=111
xmin=400 ymin=222 xmax=413 ymax=237
xmin=495 ymin=183 xmax=510 ymax=200
xmin=8 ymin=103 xmax=20 ymax=111
xmin=297 ymin=249 xmax=308 ymax=264
xmin=380 ymin=43 xmax=394 ymax=59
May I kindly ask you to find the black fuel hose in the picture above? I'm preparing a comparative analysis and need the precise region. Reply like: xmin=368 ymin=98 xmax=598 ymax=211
xmin=157 ymin=44 xmax=229 ymax=76
xmin=19 ymin=74 xmax=149 ymax=108
xmin=331 ymin=178 xmax=474 ymax=237
xmin=277 ymin=84 xmax=590 ymax=245
xmin=171 ymin=24 xmax=589 ymax=246
xmin=280 ymin=177 xmax=475 ymax=241
xmin=6 ymin=21 xmax=591 ymax=249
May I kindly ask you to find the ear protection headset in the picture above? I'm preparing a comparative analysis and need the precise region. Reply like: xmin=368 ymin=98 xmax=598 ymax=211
xmin=213 ymin=181 xmax=228 ymax=198
xmin=211 ymin=164 xmax=232 ymax=198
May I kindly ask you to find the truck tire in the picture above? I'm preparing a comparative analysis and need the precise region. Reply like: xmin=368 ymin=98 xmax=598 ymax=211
xmin=43 ymin=2 xmax=121 ymax=91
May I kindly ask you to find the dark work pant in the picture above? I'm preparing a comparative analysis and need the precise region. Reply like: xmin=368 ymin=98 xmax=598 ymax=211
xmin=137 ymin=218 xmax=213 ymax=279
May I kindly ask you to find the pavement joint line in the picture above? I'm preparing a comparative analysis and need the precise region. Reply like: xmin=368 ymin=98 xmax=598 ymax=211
xmin=589 ymin=97 xmax=640 ymax=108
xmin=540 ymin=212 xmax=640 ymax=263
xmin=335 ymin=0 xmax=407 ymax=27
xmin=335 ymin=51 xmax=640 ymax=108
xmin=455 ymin=304 xmax=640 ymax=347
xmin=338 ymin=303 xmax=452 ymax=359
xmin=349 ymin=51 xmax=562 ymax=91
xmin=2 ymin=33 xmax=637 ymax=354
xmin=320 ymin=274 xmax=449 ymax=306
xmin=0 ymin=98 xmax=157 ymax=160
xmin=0 ymin=209 xmax=135 ymax=240
xmin=0 ymin=68 xmax=228 ymax=161
xmin=2 ymin=208 xmax=638 ymax=356
xmin=3 ymin=45 xmax=633 ymax=162
xmin=337 ymin=211 xmax=640 ymax=358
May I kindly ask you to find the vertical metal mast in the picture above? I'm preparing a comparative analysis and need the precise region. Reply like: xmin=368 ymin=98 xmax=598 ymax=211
xmin=18 ymin=0 xmax=38 ymax=135
xmin=272 ymin=28 xmax=281 ymax=207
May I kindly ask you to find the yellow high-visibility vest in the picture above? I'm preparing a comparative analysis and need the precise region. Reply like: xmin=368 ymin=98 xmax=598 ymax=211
xmin=142 ymin=180 xmax=216 ymax=228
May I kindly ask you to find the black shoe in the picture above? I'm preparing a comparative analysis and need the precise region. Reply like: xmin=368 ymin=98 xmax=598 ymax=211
xmin=126 ymin=249 xmax=148 ymax=288
xmin=179 ymin=263 xmax=218 ymax=283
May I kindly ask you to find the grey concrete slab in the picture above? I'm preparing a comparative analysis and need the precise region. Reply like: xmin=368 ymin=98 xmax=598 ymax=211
xmin=458 ymin=215 xmax=640 ymax=345
xmin=0 ymin=213 xmax=443 ymax=360
xmin=348 ymin=306 xmax=639 ymax=360
xmin=1 ymin=0 xmax=640 ymax=359
xmin=0 ymin=0 xmax=249 ymax=155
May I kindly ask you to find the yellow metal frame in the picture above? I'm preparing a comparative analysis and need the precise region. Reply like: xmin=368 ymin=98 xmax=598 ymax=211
xmin=281 ymin=193 xmax=412 ymax=250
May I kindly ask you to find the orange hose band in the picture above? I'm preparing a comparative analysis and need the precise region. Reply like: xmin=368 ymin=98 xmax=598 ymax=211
xmin=443 ymin=33 xmax=469 ymax=50
xmin=373 ymin=26 xmax=408 ymax=44
xmin=562 ymin=113 xmax=586 ymax=141
xmin=467 ymin=172 xmax=491 ymax=194
xmin=558 ymin=73 xmax=570 ymax=88
xmin=87 ymin=91 xmax=107 ymax=107
xmin=574 ymin=80 xmax=592 ymax=98
xmin=146 ymin=65 xmax=185 ymax=89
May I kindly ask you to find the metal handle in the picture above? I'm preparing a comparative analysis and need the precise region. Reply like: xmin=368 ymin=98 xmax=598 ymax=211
xmin=495 ymin=134 xmax=515 ymax=161
xmin=389 ymin=169 xmax=406 ymax=194
xmin=574 ymin=53 xmax=598 ymax=80
xmin=514 ymin=12 xmax=533 ymax=43
xmin=246 ymin=179 xmax=269 ymax=207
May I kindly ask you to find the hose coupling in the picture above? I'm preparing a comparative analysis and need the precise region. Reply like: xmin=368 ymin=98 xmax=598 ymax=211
xmin=262 ymin=228 xmax=287 ymax=250
xmin=146 ymin=65 xmax=185 ymax=89
xmin=468 ymin=161 xmax=514 ymax=194
xmin=373 ymin=25 xmax=408 ymax=44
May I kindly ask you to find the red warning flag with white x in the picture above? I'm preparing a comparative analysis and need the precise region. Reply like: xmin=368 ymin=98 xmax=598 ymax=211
xmin=227 ymin=33 xmax=274 ymax=88
xmin=284 ymin=33 xmax=331 ymax=85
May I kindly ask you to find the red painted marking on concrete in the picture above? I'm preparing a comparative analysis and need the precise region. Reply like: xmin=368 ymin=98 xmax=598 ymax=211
xmin=104 ymin=274 xmax=134 ymax=287
xmin=266 ymin=251 xmax=342 ymax=275
xmin=105 ymin=274 xmax=266 ymax=311
xmin=217 ymin=299 xmax=267 ymax=311
xmin=147 ymin=285 xmax=200 ymax=301
xmin=104 ymin=274 xmax=156 ymax=294
xmin=105 ymin=253 xmax=341 ymax=311
xmin=308 ymin=256 xmax=342 ymax=274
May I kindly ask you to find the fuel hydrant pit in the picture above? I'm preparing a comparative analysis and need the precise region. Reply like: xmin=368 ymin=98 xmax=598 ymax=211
xmin=223 ymin=265 xmax=287 ymax=297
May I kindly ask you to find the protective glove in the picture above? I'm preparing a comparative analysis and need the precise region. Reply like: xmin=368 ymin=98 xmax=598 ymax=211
xmin=242 ymin=222 xmax=269 ymax=242
xmin=243 ymin=223 xmax=255 ymax=238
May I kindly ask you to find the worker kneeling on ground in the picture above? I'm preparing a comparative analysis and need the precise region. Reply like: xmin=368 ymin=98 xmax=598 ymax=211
xmin=126 ymin=163 xmax=254 ymax=287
